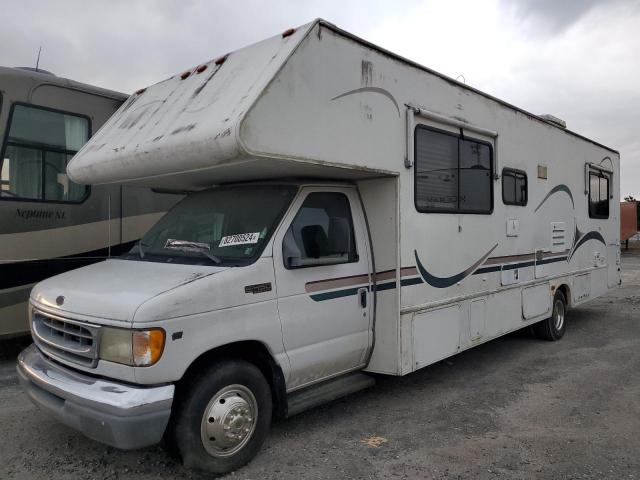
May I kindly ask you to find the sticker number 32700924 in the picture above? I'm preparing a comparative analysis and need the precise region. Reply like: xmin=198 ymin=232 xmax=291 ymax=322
xmin=219 ymin=232 xmax=260 ymax=247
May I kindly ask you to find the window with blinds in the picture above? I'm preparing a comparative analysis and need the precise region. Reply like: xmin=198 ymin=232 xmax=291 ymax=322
xmin=414 ymin=125 xmax=493 ymax=214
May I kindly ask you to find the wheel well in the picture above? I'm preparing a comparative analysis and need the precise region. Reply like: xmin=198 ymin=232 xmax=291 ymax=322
xmin=555 ymin=284 xmax=570 ymax=307
xmin=179 ymin=341 xmax=288 ymax=419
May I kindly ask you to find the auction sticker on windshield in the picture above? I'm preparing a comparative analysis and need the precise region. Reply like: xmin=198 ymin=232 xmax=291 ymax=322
xmin=219 ymin=232 xmax=260 ymax=247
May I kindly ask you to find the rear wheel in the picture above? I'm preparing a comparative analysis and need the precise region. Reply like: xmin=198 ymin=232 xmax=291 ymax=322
xmin=170 ymin=359 xmax=272 ymax=475
xmin=533 ymin=290 xmax=567 ymax=341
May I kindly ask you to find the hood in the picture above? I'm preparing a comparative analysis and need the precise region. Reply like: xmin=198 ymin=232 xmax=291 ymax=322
xmin=30 ymin=259 xmax=229 ymax=322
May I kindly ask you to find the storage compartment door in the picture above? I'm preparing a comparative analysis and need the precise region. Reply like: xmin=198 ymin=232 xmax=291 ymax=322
xmin=522 ymin=283 xmax=551 ymax=320
xmin=469 ymin=298 xmax=487 ymax=341
xmin=413 ymin=304 xmax=462 ymax=369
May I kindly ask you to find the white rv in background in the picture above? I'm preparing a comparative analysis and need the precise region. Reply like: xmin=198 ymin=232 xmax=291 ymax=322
xmin=0 ymin=67 xmax=180 ymax=337
xmin=17 ymin=19 xmax=620 ymax=475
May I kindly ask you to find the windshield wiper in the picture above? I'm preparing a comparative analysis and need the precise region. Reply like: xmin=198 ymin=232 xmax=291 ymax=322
xmin=163 ymin=239 xmax=223 ymax=264
xmin=136 ymin=240 xmax=151 ymax=259
xmin=196 ymin=250 xmax=223 ymax=265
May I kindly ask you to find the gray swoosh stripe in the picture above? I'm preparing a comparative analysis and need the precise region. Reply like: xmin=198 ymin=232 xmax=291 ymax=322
xmin=534 ymin=184 xmax=575 ymax=212
xmin=331 ymin=87 xmax=400 ymax=116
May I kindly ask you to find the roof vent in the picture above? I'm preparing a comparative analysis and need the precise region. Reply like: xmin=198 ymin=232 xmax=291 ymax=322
xmin=540 ymin=114 xmax=566 ymax=129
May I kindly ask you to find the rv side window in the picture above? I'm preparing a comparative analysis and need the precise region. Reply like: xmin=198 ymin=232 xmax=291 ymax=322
xmin=0 ymin=103 xmax=90 ymax=203
xmin=414 ymin=126 xmax=493 ymax=214
xmin=283 ymin=192 xmax=358 ymax=269
xmin=502 ymin=168 xmax=527 ymax=206
xmin=589 ymin=170 xmax=609 ymax=219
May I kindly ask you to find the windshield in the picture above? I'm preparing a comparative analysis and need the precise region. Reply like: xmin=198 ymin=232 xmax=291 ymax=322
xmin=122 ymin=185 xmax=297 ymax=266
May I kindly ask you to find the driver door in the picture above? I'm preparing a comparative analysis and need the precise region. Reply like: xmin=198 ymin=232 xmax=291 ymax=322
xmin=272 ymin=186 xmax=372 ymax=390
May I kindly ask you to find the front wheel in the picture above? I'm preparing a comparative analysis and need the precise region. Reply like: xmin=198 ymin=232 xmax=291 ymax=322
xmin=533 ymin=290 xmax=567 ymax=341
xmin=170 ymin=359 xmax=272 ymax=475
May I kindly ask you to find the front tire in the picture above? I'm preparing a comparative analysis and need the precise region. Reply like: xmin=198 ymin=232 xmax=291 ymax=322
xmin=171 ymin=359 xmax=272 ymax=475
xmin=533 ymin=290 xmax=567 ymax=341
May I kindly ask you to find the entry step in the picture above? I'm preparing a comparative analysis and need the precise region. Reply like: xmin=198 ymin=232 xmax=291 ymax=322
xmin=287 ymin=371 xmax=375 ymax=417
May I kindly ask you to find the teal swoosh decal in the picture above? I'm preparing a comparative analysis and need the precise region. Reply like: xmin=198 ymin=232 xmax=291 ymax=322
xmin=534 ymin=184 xmax=575 ymax=212
xmin=568 ymin=231 xmax=606 ymax=261
xmin=310 ymin=286 xmax=365 ymax=302
xmin=414 ymin=243 xmax=498 ymax=288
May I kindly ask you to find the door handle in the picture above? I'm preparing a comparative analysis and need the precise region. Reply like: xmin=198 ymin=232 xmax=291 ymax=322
xmin=358 ymin=287 xmax=367 ymax=308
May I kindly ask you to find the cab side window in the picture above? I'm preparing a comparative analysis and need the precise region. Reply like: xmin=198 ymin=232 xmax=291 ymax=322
xmin=0 ymin=104 xmax=90 ymax=202
xmin=283 ymin=192 xmax=358 ymax=269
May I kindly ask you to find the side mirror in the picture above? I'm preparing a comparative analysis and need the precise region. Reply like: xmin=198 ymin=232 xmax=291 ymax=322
xmin=282 ymin=229 xmax=302 ymax=269
xmin=284 ymin=256 xmax=294 ymax=269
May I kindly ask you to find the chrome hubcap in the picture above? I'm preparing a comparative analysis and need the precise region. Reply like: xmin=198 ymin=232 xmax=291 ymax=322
xmin=553 ymin=299 xmax=565 ymax=331
xmin=200 ymin=384 xmax=258 ymax=457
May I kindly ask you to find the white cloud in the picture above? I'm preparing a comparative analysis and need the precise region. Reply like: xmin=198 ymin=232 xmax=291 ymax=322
xmin=1 ymin=0 xmax=638 ymax=197
xmin=363 ymin=0 xmax=640 ymax=197
xmin=1 ymin=0 xmax=417 ymax=92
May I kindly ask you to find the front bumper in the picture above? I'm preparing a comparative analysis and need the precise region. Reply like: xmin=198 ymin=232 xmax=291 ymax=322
xmin=17 ymin=344 xmax=174 ymax=450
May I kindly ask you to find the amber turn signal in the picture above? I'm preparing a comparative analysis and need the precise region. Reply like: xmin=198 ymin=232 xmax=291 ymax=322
xmin=132 ymin=329 xmax=165 ymax=367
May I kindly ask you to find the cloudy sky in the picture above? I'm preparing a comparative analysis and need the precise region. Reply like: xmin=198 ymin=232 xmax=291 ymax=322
xmin=2 ymin=0 xmax=638 ymax=197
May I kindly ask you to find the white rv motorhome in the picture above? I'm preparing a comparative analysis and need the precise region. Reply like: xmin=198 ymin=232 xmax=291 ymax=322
xmin=0 ymin=67 xmax=180 ymax=337
xmin=17 ymin=20 xmax=620 ymax=474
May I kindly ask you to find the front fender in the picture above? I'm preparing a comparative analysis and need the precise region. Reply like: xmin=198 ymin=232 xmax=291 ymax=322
xmin=131 ymin=301 xmax=290 ymax=385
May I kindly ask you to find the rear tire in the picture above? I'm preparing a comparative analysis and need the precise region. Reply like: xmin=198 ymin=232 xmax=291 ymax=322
xmin=533 ymin=290 xmax=567 ymax=341
xmin=169 ymin=359 xmax=272 ymax=475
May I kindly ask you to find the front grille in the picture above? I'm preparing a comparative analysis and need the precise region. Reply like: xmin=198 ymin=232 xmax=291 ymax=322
xmin=31 ymin=310 xmax=100 ymax=367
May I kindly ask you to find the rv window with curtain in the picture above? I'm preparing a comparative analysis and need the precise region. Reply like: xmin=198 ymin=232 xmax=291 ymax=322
xmin=589 ymin=170 xmax=610 ymax=219
xmin=0 ymin=104 xmax=90 ymax=202
xmin=414 ymin=125 xmax=493 ymax=214
xmin=502 ymin=168 xmax=527 ymax=206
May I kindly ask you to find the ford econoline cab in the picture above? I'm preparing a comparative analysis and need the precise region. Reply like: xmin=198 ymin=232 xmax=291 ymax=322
xmin=19 ymin=181 xmax=376 ymax=473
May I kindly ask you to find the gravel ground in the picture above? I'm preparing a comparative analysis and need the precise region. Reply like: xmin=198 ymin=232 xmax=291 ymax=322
xmin=1 ymin=250 xmax=639 ymax=480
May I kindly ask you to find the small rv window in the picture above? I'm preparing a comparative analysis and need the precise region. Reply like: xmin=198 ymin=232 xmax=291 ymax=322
xmin=414 ymin=125 xmax=493 ymax=214
xmin=0 ymin=103 xmax=90 ymax=203
xmin=502 ymin=168 xmax=527 ymax=206
xmin=589 ymin=170 xmax=609 ymax=219
xmin=283 ymin=192 xmax=358 ymax=269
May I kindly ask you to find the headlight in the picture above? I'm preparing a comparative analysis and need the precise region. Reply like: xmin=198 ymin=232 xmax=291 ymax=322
xmin=99 ymin=327 xmax=133 ymax=365
xmin=99 ymin=327 xmax=165 ymax=367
